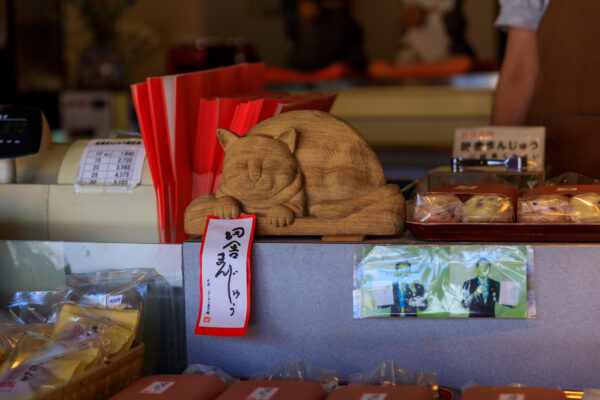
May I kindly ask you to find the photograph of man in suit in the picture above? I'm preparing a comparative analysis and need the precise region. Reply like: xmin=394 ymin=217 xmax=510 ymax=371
xmin=461 ymin=257 xmax=500 ymax=317
xmin=390 ymin=261 xmax=428 ymax=317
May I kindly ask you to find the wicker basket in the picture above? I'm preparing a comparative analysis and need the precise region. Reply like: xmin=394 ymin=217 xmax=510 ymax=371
xmin=35 ymin=343 xmax=144 ymax=400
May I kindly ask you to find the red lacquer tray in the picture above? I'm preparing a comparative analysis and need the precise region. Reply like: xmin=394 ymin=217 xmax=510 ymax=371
xmin=407 ymin=221 xmax=600 ymax=242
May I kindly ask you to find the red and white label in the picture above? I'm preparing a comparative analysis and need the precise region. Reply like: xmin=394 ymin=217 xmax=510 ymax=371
xmin=140 ymin=381 xmax=175 ymax=394
xmin=195 ymin=215 xmax=256 ymax=336
xmin=246 ymin=387 xmax=280 ymax=399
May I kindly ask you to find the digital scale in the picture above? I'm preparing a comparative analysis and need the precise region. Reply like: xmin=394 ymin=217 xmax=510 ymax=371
xmin=0 ymin=105 xmax=51 ymax=183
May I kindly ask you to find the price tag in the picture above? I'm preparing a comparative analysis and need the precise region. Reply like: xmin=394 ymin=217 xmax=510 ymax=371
xmin=140 ymin=381 xmax=175 ymax=394
xmin=75 ymin=139 xmax=146 ymax=193
xmin=107 ymin=294 xmax=123 ymax=307
xmin=195 ymin=215 xmax=256 ymax=336
xmin=498 ymin=394 xmax=525 ymax=400
xmin=246 ymin=387 xmax=280 ymax=400
xmin=360 ymin=394 xmax=388 ymax=400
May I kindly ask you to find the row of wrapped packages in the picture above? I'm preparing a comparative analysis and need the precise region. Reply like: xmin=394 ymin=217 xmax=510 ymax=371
xmin=410 ymin=184 xmax=600 ymax=224
xmin=109 ymin=366 xmax=583 ymax=400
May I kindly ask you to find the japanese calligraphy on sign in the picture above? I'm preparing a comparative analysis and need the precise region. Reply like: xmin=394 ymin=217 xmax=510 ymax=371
xmin=453 ymin=126 xmax=545 ymax=171
xmin=196 ymin=215 xmax=256 ymax=336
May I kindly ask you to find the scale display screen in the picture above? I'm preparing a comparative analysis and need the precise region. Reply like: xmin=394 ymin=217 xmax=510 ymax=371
xmin=0 ymin=105 xmax=43 ymax=158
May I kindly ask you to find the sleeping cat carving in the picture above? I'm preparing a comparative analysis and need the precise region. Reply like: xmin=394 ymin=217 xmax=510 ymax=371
xmin=184 ymin=110 xmax=405 ymax=236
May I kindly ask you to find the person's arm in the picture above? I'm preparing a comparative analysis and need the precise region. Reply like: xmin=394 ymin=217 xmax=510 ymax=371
xmin=491 ymin=27 xmax=539 ymax=125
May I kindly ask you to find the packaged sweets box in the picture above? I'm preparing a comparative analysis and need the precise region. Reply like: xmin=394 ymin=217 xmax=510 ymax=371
xmin=215 ymin=380 xmax=328 ymax=400
xmin=325 ymin=384 xmax=435 ymax=399
xmin=462 ymin=385 xmax=567 ymax=400
xmin=109 ymin=374 xmax=227 ymax=400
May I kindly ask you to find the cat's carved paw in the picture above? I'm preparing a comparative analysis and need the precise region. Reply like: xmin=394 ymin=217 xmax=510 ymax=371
xmin=266 ymin=205 xmax=295 ymax=227
xmin=214 ymin=196 xmax=242 ymax=219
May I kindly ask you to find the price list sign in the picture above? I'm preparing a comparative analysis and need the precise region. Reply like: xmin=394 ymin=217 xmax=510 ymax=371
xmin=75 ymin=140 xmax=146 ymax=192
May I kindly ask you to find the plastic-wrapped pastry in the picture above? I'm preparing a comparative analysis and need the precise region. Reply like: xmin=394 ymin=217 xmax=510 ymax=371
xmin=463 ymin=194 xmax=514 ymax=223
xmin=518 ymin=194 xmax=571 ymax=223
xmin=412 ymin=193 xmax=464 ymax=223
xmin=569 ymin=193 xmax=600 ymax=223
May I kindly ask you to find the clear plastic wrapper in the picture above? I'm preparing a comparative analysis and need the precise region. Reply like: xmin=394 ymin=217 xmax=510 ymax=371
xmin=249 ymin=360 xmax=339 ymax=393
xmin=8 ymin=290 xmax=71 ymax=325
xmin=463 ymin=194 xmax=514 ymax=222
xmin=65 ymin=269 xmax=151 ymax=327
xmin=51 ymin=302 xmax=139 ymax=360
xmin=0 ymin=344 xmax=103 ymax=399
xmin=355 ymin=245 xmax=533 ymax=318
xmin=546 ymin=172 xmax=600 ymax=185
xmin=412 ymin=193 xmax=464 ymax=223
xmin=349 ymin=361 xmax=438 ymax=397
xmin=3 ymin=265 xmax=184 ymax=375
xmin=183 ymin=363 xmax=239 ymax=386
xmin=569 ymin=193 xmax=600 ymax=223
xmin=517 ymin=187 xmax=600 ymax=224
xmin=64 ymin=268 xmax=185 ymax=374
xmin=411 ymin=193 xmax=514 ymax=223
xmin=0 ymin=319 xmax=105 ymax=399
xmin=518 ymin=194 xmax=572 ymax=223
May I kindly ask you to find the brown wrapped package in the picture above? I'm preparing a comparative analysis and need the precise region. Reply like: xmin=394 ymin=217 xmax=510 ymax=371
xmin=412 ymin=193 xmax=464 ymax=223
xmin=215 ymin=380 xmax=327 ymax=400
xmin=463 ymin=194 xmax=514 ymax=223
xmin=109 ymin=374 xmax=227 ymax=400
xmin=325 ymin=384 xmax=434 ymax=399
xmin=462 ymin=386 xmax=567 ymax=400
xmin=570 ymin=193 xmax=600 ymax=223
xmin=518 ymin=194 xmax=571 ymax=223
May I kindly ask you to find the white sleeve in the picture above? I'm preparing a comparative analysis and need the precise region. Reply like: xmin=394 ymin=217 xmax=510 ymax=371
xmin=495 ymin=0 xmax=551 ymax=31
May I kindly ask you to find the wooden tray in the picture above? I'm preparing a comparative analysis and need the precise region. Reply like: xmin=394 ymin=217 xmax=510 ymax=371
xmin=407 ymin=221 xmax=600 ymax=242
xmin=35 ymin=343 xmax=144 ymax=400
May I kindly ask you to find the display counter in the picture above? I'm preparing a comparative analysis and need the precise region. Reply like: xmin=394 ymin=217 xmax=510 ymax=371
xmin=183 ymin=237 xmax=600 ymax=389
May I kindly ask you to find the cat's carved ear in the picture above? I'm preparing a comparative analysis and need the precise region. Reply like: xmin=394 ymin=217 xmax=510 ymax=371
xmin=276 ymin=128 xmax=297 ymax=154
xmin=217 ymin=128 xmax=239 ymax=151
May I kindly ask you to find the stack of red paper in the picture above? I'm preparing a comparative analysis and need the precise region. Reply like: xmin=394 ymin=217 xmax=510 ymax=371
xmin=131 ymin=63 xmax=336 ymax=243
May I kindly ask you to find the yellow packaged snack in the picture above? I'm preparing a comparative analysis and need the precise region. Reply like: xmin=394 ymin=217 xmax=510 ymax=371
xmin=0 ymin=327 xmax=51 ymax=378
xmin=0 ymin=356 xmax=83 ymax=399
xmin=52 ymin=303 xmax=140 ymax=359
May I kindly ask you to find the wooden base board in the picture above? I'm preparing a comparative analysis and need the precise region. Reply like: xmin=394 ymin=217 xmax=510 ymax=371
xmin=321 ymin=234 xmax=366 ymax=242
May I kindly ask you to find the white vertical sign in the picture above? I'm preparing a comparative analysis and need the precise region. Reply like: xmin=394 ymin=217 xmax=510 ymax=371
xmin=195 ymin=215 xmax=255 ymax=336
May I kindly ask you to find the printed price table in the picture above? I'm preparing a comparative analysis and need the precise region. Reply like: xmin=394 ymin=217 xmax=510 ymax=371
xmin=75 ymin=139 xmax=146 ymax=192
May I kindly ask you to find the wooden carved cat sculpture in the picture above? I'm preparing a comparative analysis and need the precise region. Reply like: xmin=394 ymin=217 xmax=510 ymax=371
xmin=184 ymin=110 xmax=405 ymax=237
